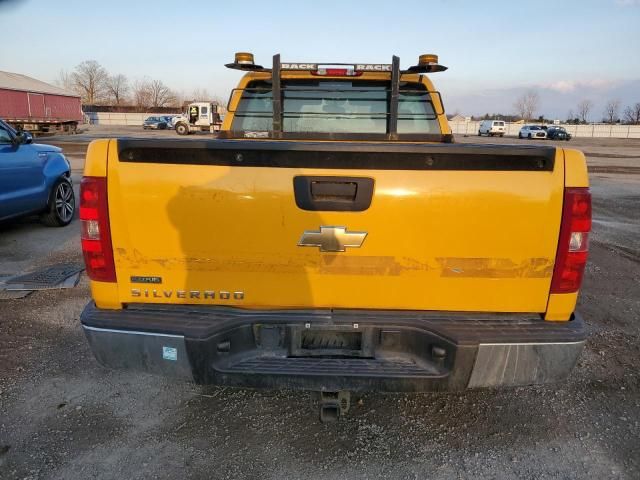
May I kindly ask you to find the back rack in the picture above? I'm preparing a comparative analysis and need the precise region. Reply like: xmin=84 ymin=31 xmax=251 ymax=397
xmin=223 ymin=53 xmax=450 ymax=142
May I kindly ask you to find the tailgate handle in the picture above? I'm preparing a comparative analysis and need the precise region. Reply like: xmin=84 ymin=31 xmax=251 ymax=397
xmin=311 ymin=181 xmax=357 ymax=201
xmin=294 ymin=176 xmax=374 ymax=212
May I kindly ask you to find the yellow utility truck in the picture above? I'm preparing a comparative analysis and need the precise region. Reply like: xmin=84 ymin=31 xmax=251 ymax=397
xmin=80 ymin=53 xmax=590 ymax=420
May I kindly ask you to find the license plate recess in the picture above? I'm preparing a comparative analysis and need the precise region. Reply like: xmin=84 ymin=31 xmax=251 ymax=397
xmin=289 ymin=325 xmax=375 ymax=358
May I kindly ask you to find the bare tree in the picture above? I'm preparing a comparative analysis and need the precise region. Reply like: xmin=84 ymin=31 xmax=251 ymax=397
xmin=72 ymin=60 xmax=109 ymax=104
xmin=603 ymin=99 xmax=621 ymax=124
xmin=576 ymin=99 xmax=593 ymax=123
xmin=191 ymin=88 xmax=211 ymax=102
xmin=54 ymin=69 xmax=75 ymax=92
xmin=132 ymin=79 xmax=151 ymax=108
xmin=148 ymin=79 xmax=176 ymax=108
xmin=513 ymin=90 xmax=539 ymax=121
xmin=623 ymin=103 xmax=640 ymax=125
xmin=210 ymin=95 xmax=226 ymax=106
xmin=186 ymin=89 xmax=226 ymax=108
xmin=173 ymin=90 xmax=188 ymax=109
xmin=105 ymin=74 xmax=129 ymax=105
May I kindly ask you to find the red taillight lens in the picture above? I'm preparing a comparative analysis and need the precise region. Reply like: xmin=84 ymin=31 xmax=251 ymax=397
xmin=80 ymin=177 xmax=116 ymax=282
xmin=550 ymin=188 xmax=591 ymax=293
xmin=311 ymin=68 xmax=362 ymax=77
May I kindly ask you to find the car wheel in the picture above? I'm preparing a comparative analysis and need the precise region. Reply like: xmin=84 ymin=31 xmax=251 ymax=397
xmin=41 ymin=177 xmax=75 ymax=227
xmin=518 ymin=133 xmax=522 ymax=139
xmin=176 ymin=123 xmax=189 ymax=135
xmin=478 ymin=130 xmax=482 ymax=136
xmin=528 ymin=134 xmax=532 ymax=139
xmin=500 ymin=134 xmax=504 ymax=137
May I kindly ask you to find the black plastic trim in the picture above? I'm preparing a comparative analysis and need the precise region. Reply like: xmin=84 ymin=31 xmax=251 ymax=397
xmin=117 ymin=139 xmax=555 ymax=171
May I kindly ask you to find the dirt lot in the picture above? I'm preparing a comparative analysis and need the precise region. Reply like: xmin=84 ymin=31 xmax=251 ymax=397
xmin=1 ymin=128 xmax=638 ymax=479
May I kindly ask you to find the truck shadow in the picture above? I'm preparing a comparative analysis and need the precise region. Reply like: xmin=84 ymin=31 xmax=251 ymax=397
xmin=166 ymin=165 xmax=320 ymax=308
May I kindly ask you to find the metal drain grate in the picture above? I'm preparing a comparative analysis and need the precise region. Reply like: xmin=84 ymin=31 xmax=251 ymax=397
xmin=0 ymin=290 xmax=32 ymax=300
xmin=4 ymin=263 xmax=84 ymax=291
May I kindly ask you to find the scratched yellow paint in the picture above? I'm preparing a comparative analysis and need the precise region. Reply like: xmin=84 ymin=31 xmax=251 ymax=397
xmin=436 ymin=257 xmax=554 ymax=278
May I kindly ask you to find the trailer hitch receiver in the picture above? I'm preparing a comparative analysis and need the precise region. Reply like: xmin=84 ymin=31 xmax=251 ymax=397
xmin=319 ymin=390 xmax=350 ymax=423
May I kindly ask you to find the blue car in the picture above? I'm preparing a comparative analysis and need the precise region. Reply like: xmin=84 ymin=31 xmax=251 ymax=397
xmin=0 ymin=119 xmax=75 ymax=227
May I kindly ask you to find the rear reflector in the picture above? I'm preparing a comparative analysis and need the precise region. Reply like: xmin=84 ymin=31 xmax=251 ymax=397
xmin=80 ymin=177 xmax=116 ymax=282
xmin=81 ymin=219 xmax=100 ymax=240
xmin=550 ymin=188 xmax=591 ymax=294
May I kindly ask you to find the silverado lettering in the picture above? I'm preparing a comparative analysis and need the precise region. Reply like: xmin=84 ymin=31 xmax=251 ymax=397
xmin=131 ymin=289 xmax=244 ymax=300
xmin=79 ymin=53 xmax=590 ymax=420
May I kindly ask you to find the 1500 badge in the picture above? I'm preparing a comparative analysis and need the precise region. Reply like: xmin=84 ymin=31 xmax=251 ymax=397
xmin=131 ymin=289 xmax=244 ymax=300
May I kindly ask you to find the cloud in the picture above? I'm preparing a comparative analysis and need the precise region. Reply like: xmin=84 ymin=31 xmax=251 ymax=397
xmin=543 ymin=79 xmax=619 ymax=93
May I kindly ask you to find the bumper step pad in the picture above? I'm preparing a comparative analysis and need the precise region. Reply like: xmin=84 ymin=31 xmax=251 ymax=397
xmin=224 ymin=356 xmax=439 ymax=377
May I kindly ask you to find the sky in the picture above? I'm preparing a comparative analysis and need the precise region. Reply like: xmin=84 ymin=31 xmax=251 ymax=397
xmin=1 ymin=0 xmax=640 ymax=120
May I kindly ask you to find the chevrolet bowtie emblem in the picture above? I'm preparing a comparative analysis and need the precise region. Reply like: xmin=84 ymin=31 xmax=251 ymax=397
xmin=298 ymin=226 xmax=367 ymax=252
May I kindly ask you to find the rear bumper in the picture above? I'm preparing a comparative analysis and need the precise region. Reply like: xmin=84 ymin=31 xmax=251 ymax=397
xmin=80 ymin=303 xmax=586 ymax=392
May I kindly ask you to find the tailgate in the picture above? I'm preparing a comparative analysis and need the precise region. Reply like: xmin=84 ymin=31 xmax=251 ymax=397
xmin=106 ymin=139 xmax=563 ymax=313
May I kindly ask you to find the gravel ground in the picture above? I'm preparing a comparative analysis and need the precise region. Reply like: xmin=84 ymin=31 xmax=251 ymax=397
xmin=0 ymin=130 xmax=638 ymax=479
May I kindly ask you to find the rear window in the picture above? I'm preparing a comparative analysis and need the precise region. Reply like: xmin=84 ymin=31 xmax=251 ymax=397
xmin=231 ymin=80 xmax=440 ymax=135
xmin=493 ymin=121 xmax=505 ymax=126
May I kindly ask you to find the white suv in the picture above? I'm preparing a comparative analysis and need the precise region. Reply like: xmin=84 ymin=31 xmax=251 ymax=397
xmin=518 ymin=125 xmax=547 ymax=139
xmin=478 ymin=120 xmax=506 ymax=137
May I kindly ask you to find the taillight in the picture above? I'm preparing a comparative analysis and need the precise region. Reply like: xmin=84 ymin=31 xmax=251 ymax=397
xmin=80 ymin=176 xmax=116 ymax=282
xmin=550 ymin=187 xmax=591 ymax=293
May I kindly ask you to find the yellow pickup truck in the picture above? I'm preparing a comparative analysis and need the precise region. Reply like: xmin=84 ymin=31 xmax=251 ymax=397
xmin=80 ymin=53 xmax=590 ymax=419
